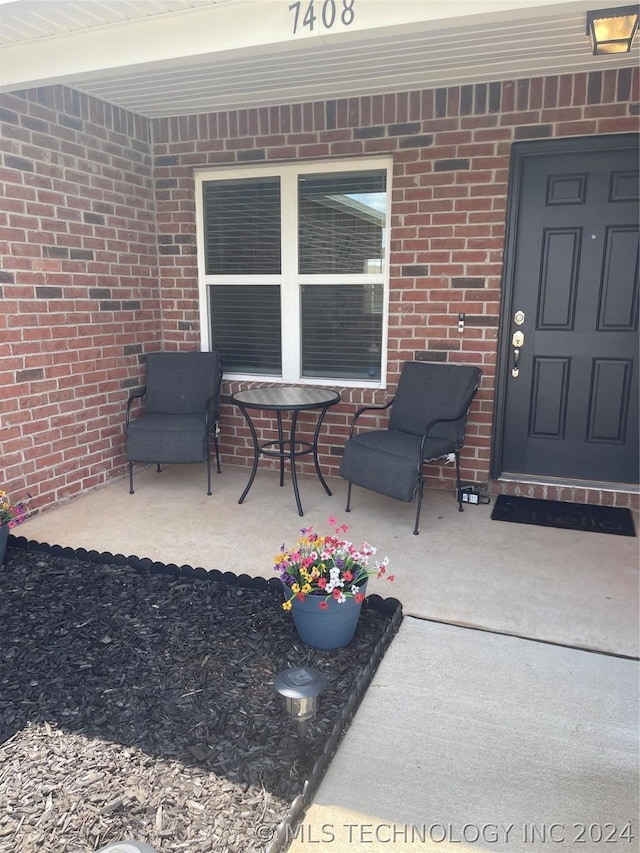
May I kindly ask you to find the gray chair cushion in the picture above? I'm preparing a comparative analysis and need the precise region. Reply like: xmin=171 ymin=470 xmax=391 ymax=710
xmin=126 ymin=414 xmax=208 ymax=463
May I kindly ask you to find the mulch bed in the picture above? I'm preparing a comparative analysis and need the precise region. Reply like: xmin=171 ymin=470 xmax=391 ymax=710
xmin=0 ymin=541 xmax=401 ymax=853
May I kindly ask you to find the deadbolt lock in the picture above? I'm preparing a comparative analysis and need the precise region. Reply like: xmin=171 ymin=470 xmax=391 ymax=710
xmin=512 ymin=330 xmax=524 ymax=347
xmin=514 ymin=310 xmax=525 ymax=326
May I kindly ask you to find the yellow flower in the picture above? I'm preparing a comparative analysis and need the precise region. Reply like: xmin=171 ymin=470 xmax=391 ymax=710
xmin=282 ymin=600 xmax=292 ymax=610
xmin=291 ymin=583 xmax=300 ymax=594
xmin=302 ymin=583 xmax=312 ymax=594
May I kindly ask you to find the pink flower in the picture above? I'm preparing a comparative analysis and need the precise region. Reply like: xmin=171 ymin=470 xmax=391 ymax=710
xmin=319 ymin=601 xmax=328 ymax=610
xmin=354 ymin=592 xmax=364 ymax=603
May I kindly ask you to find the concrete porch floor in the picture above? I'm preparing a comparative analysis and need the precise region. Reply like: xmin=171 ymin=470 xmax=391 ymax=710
xmin=16 ymin=463 xmax=640 ymax=852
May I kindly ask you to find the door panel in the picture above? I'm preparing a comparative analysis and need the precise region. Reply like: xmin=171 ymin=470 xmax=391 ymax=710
xmin=494 ymin=135 xmax=639 ymax=486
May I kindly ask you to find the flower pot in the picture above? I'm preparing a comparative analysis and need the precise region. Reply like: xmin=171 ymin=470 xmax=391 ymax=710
xmin=286 ymin=583 xmax=366 ymax=650
xmin=0 ymin=524 xmax=9 ymax=568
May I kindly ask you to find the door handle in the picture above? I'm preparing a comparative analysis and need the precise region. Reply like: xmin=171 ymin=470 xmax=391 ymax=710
xmin=511 ymin=331 xmax=524 ymax=378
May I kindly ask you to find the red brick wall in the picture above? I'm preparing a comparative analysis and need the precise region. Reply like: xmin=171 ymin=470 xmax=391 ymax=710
xmin=1 ymin=87 xmax=161 ymax=513
xmin=150 ymin=69 xmax=639 ymax=507
xmin=1 ymin=69 xmax=638 ymax=515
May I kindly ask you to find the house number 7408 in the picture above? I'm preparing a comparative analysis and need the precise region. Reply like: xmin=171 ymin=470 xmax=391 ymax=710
xmin=289 ymin=0 xmax=355 ymax=34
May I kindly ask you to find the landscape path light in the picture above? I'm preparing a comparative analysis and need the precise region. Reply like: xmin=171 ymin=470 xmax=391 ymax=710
xmin=275 ymin=666 xmax=327 ymax=761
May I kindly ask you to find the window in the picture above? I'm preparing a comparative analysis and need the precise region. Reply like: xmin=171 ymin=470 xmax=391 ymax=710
xmin=196 ymin=158 xmax=391 ymax=384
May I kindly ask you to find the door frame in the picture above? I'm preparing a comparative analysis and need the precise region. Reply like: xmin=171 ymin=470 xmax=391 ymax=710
xmin=491 ymin=132 xmax=638 ymax=482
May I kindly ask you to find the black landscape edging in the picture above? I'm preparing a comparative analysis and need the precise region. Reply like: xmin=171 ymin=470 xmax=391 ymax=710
xmin=6 ymin=534 xmax=403 ymax=853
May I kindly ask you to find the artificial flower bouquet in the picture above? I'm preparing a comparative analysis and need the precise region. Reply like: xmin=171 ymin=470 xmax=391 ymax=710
xmin=275 ymin=516 xmax=394 ymax=610
xmin=0 ymin=489 xmax=27 ymax=528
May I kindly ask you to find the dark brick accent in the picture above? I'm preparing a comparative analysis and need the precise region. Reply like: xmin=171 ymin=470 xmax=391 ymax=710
xmin=0 ymin=108 xmax=19 ymax=124
xmin=4 ymin=155 xmax=34 ymax=172
xmin=330 ymin=445 xmax=345 ymax=457
xmin=89 ymin=288 xmax=111 ymax=299
xmin=415 ymin=351 xmax=447 ymax=362
xmin=474 ymin=83 xmax=487 ymax=114
xmin=399 ymin=134 xmax=434 ymax=149
xmin=155 ymin=155 xmax=180 ymax=166
xmin=159 ymin=245 xmax=180 ymax=254
xmin=156 ymin=178 xmax=178 ymax=189
xmin=354 ymin=126 xmax=385 ymax=139
xmin=178 ymin=321 xmax=192 ymax=331
xmin=99 ymin=301 xmax=122 ymax=311
xmin=123 ymin=344 xmax=143 ymax=356
xmin=83 ymin=212 xmax=105 ymax=225
xmin=434 ymin=159 xmax=470 ymax=172
xmin=452 ymin=277 xmax=485 ymax=288
xmin=70 ymin=249 xmax=94 ymax=260
xmin=43 ymin=246 xmax=69 ymax=258
xmin=631 ymin=103 xmax=640 ymax=116
xmin=16 ymin=368 xmax=44 ymax=382
xmin=514 ymin=125 xmax=553 ymax=139
xmin=388 ymin=122 xmax=421 ymax=136
xmin=435 ymin=88 xmax=447 ymax=118
xmin=460 ymin=85 xmax=473 ymax=116
xmin=59 ymin=114 xmax=83 ymax=131
xmin=402 ymin=264 xmax=430 ymax=276
xmin=489 ymin=81 xmax=502 ymax=112
xmin=21 ymin=116 xmax=48 ymax=133
xmin=36 ymin=286 xmax=63 ymax=298
xmin=587 ymin=71 xmax=602 ymax=104
xmin=0 ymin=286 xmax=3 ymax=298
xmin=174 ymin=234 xmax=194 ymax=244
xmin=122 ymin=301 xmax=141 ymax=310
xmin=0 ymin=271 xmax=14 ymax=284
xmin=465 ymin=315 xmax=499 ymax=327
xmin=326 ymin=100 xmax=337 ymax=130
xmin=120 ymin=377 xmax=139 ymax=389
xmin=617 ymin=68 xmax=632 ymax=101
xmin=157 ymin=235 xmax=173 ymax=244
xmin=237 ymin=149 xmax=266 ymax=161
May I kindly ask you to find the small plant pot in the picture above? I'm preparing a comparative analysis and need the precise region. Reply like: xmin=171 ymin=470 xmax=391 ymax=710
xmin=285 ymin=583 xmax=367 ymax=650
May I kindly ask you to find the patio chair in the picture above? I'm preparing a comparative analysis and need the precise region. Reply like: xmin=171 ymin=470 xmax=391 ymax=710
xmin=125 ymin=351 xmax=222 ymax=495
xmin=339 ymin=361 xmax=482 ymax=534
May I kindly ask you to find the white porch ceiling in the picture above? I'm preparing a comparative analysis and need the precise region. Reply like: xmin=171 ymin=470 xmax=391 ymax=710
xmin=0 ymin=0 xmax=637 ymax=118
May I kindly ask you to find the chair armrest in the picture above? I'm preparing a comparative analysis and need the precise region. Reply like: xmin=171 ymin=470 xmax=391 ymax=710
xmin=348 ymin=398 xmax=394 ymax=438
xmin=126 ymin=386 xmax=146 ymax=428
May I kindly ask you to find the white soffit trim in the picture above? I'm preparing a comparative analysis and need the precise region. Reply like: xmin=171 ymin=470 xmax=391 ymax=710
xmin=0 ymin=0 xmax=636 ymax=116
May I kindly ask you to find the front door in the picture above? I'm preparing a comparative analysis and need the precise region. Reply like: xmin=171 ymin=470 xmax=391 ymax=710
xmin=493 ymin=134 xmax=639 ymax=486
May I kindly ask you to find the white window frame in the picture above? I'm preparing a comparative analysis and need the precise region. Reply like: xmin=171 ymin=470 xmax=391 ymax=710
xmin=195 ymin=157 xmax=392 ymax=387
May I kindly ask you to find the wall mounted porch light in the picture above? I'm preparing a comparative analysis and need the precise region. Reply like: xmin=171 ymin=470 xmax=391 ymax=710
xmin=275 ymin=666 xmax=327 ymax=761
xmin=586 ymin=5 xmax=639 ymax=54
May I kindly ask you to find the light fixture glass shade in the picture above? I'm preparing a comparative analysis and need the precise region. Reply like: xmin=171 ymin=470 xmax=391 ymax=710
xmin=586 ymin=6 xmax=639 ymax=54
xmin=275 ymin=667 xmax=327 ymax=721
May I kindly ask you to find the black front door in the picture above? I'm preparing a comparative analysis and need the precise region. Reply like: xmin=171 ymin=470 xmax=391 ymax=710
xmin=493 ymin=134 xmax=639 ymax=486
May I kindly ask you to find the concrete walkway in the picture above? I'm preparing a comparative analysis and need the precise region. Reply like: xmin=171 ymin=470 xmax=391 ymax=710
xmin=17 ymin=464 xmax=640 ymax=852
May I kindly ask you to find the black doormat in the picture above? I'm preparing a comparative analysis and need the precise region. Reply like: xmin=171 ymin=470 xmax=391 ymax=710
xmin=491 ymin=494 xmax=636 ymax=537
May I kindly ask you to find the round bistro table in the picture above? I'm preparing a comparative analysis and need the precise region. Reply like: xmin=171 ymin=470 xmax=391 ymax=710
xmin=230 ymin=385 xmax=341 ymax=517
